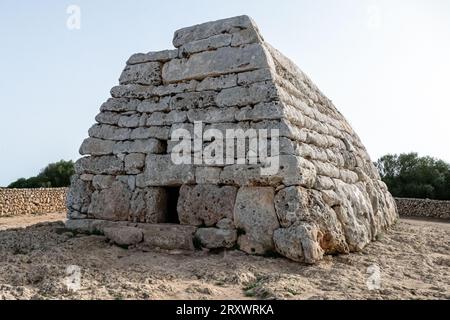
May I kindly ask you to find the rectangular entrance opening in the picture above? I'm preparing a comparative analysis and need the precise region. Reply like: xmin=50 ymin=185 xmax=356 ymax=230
xmin=165 ymin=187 xmax=181 ymax=224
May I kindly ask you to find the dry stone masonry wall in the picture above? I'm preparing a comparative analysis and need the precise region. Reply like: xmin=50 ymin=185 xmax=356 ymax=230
xmin=66 ymin=16 xmax=398 ymax=264
xmin=0 ymin=188 xmax=67 ymax=216
xmin=396 ymin=198 xmax=450 ymax=220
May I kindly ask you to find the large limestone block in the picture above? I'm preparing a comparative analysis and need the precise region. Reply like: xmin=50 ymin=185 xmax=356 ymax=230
xmin=274 ymin=187 xmax=348 ymax=253
xmin=234 ymin=187 xmax=280 ymax=254
xmin=215 ymin=81 xmax=279 ymax=107
xmin=119 ymin=61 xmax=162 ymax=86
xmin=92 ymin=175 xmax=115 ymax=190
xmin=138 ymin=96 xmax=171 ymax=113
xmin=79 ymin=138 xmax=115 ymax=156
xmin=179 ymin=34 xmax=232 ymax=56
xmin=103 ymin=226 xmax=143 ymax=247
xmin=187 ymin=107 xmax=238 ymax=123
xmin=95 ymin=111 xmax=121 ymax=125
xmin=273 ymin=223 xmax=324 ymax=264
xmin=197 ymin=74 xmax=237 ymax=91
xmin=75 ymin=156 xmax=124 ymax=175
xmin=127 ymin=49 xmax=178 ymax=64
xmin=195 ymin=228 xmax=237 ymax=249
xmin=162 ymin=44 xmax=269 ymax=83
xmin=130 ymin=187 xmax=167 ymax=223
xmin=146 ymin=111 xmax=187 ymax=126
xmin=173 ymin=15 xmax=257 ymax=47
xmin=113 ymin=139 xmax=164 ymax=154
xmin=177 ymin=185 xmax=237 ymax=227
xmin=136 ymin=155 xmax=195 ymax=187
xmin=88 ymin=181 xmax=132 ymax=221
xmin=88 ymin=124 xmax=131 ymax=141
xmin=100 ymin=98 xmax=140 ymax=112
xmin=66 ymin=176 xmax=92 ymax=213
xmin=139 ymin=224 xmax=197 ymax=251
xmin=219 ymin=156 xmax=317 ymax=188
xmin=124 ymin=153 xmax=146 ymax=174
xmin=170 ymin=91 xmax=217 ymax=110
xmin=130 ymin=127 xmax=171 ymax=140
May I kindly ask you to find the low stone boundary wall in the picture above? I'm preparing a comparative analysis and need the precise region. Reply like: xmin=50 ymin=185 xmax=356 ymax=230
xmin=396 ymin=198 xmax=450 ymax=220
xmin=0 ymin=188 xmax=68 ymax=216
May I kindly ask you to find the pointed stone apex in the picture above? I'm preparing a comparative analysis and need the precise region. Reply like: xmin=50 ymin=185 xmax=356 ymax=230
xmin=172 ymin=15 xmax=262 ymax=48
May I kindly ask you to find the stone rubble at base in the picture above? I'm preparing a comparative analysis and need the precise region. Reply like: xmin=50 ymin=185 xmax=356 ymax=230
xmin=66 ymin=15 xmax=398 ymax=264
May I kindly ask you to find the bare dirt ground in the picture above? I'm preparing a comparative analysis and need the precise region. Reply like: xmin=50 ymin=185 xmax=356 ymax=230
xmin=0 ymin=213 xmax=448 ymax=300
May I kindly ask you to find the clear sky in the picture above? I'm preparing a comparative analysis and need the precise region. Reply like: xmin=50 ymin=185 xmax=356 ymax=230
xmin=0 ymin=0 xmax=449 ymax=186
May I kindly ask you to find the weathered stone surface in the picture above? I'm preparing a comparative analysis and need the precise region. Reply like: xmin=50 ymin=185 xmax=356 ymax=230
xmin=137 ymin=97 xmax=171 ymax=113
xmin=67 ymin=15 xmax=399 ymax=264
xmin=92 ymin=175 xmax=115 ymax=190
xmin=95 ymin=111 xmax=121 ymax=125
xmin=152 ymin=80 xmax=198 ymax=96
xmin=124 ymin=153 xmax=146 ymax=174
xmin=118 ymin=114 xmax=141 ymax=128
xmin=274 ymin=186 xmax=348 ymax=253
xmin=130 ymin=127 xmax=170 ymax=140
xmin=79 ymin=138 xmax=115 ymax=156
xmin=89 ymin=124 xmax=131 ymax=141
xmin=197 ymin=74 xmax=237 ymax=91
xmin=130 ymin=187 xmax=167 ymax=223
xmin=170 ymin=91 xmax=217 ymax=110
xmin=219 ymin=156 xmax=317 ymax=188
xmin=110 ymin=84 xmax=154 ymax=100
xmin=234 ymin=187 xmax=280 ymax=254
xmin=273 ymin=223 xmax=324 ymax=264
xmin=75 ymin=156 xmax=124 ymax=175
xmin=187 ymin=107 xmax=237 ymax=123
xmin=235 ymin=102 xmax=285 ymax=121
xmin=103 ymin=226 xmax=143 ymax=246
xmin=215 ymin=81 xmax=278 ymax=107
xmin=65 ymin=219 xmax=98 ymax=234
xmin=162 ymin=44 xmax=269 ymax=83
xmin=231 ymin=27 xmax=262 ymax=46
xmin=136 ymin=155 xmax=195 ymax=187
xmin=178 ymin=185 xmax=237 ymax=227
xmin=119 ymin=62 xmax=162 ymax=86
xmin=195 ymin=228 xmax=237 ymax=249
xmin=88 ymin=181 xmax=131 ymax=221
xmin=140 ymin=224 xmax=197 ymax=251
xmin=274 ymin=186 xmax=309 ymax=228
xmin=179 ymin=34 xmax=232 ymax=55
xmin=127 ymin=50 xmax=178 ymax=64
xmin=237 ymin=68 xmax=273 ymax=85
xmin=217 ymin=218 xmax=235 ymax=230
xmin=67 ymin=176 xmax=92 ymax=213
xmin=100 ymin=98 xmax=140 ymax=112
xmin=67 ymin=210 xmax=87 ymax=220
xmin=80 ymin=174 xmax=94 ymax=181
xmin=147 ymin=111 xmax=187 ymax=126
xmin=195 ymin=167 xmax=222 ymax=184
xmin=173 ymin=15 xmax=256 ymax=47
xmin=113 ymin=139 xmax=164 ymax=154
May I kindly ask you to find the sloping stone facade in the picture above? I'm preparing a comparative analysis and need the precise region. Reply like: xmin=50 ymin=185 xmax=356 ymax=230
xmin=66 ymin=16 xmax=398 ymax=264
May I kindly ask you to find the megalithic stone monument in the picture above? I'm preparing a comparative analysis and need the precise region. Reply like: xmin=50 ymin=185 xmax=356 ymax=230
xmin=66 ymin=15 xmax=398 ymax=264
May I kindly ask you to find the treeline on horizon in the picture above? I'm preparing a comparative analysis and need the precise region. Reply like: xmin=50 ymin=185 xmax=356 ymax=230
xmin=5 ymin=153 xmax=450 ymax=201
xmin=7 ymin=160 xmax=74 ymax=189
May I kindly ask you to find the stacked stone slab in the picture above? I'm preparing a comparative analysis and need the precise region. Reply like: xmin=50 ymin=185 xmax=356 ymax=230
xmin=66 ymin=15 xmax=398 ymax=263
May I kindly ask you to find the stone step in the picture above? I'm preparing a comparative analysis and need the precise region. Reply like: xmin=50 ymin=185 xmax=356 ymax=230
xmin=65 ymin=219 xmax=197 ymax=251
xmin=137 ymin=223 xmax=197 ymax=251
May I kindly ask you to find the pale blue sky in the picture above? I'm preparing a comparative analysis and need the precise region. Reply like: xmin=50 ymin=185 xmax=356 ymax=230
xmin=0 ymin=0 xmax=449 ymax=186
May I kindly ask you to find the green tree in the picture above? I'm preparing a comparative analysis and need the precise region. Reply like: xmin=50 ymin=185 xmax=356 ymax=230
xmin=375 ymin=153 xmax=450 ymax=200
xmin=8 ymin=160 xmax=75 ymax=189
